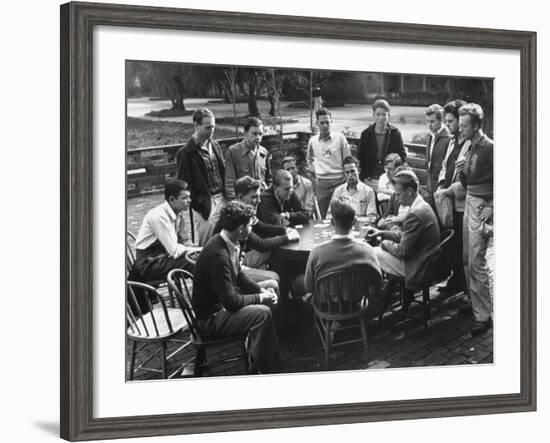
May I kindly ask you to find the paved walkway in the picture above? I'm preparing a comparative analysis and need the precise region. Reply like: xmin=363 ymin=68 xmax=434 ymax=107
xmin=126 ymin=194 xmax=493 ymax=380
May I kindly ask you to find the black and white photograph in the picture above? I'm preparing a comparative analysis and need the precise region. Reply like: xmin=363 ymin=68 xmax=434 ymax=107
xmin=125 ymin=60 xmax=494 ymax=380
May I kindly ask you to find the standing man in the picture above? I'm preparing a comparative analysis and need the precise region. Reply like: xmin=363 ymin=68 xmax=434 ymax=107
xmin=281 ymin=156 xmax=314 ymax=216
xmin=328 ymin=156 xmax=378 ymax=224
xmin=176 ymin=108 xmax=225 ymax=246
xmin=458 ymin=103 xmax=494 ymax=337
xmin=225 ymin=117 xmax=272 ymax=200
xmin=307 ymin=108 xmax=352 ymax=218
xmin=192 ymin=201 xmax=280 ymax=374
xmin=434 ymin=99 xmax=468 ymax=296
xmin=424 ymin=104 xmax=451 ymax=202
xmin=257 ymin=169 xmax=310 ymax=227
xmin=357 ymin=99 xmax=406 ymax=182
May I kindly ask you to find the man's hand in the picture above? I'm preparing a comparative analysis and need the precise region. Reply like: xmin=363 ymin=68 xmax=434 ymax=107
xmin=365 ymin=227 xmax=382 ymax=239
xmin=259 ymin=287 xmax=278 ymax=305
xmin=286 ymin=228 xmax=300 ymax=242
xmin=478 ymin=205 xmax=493 ymax=223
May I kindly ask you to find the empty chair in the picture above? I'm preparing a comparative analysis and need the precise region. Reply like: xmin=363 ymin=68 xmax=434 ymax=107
xmin=166 ymin=269 xmax=249 ymax=377
xmin=126 ymin=281 xmax=192 ymax=380
xmin=312 ymin=264 xmax=382 ymax=370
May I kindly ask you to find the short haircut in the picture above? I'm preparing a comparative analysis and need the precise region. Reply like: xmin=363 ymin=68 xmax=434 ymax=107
xmin=443 ymin=99 xmax=467 ymax=120
xmin=458 ymin=102 xmax=485 ymax=128
xmin=384 ymin=153 xmax=403 ymax=167
xmin=372 ymin=99 xmax=390 ymax=113
xmin=315 ymin=107 xmax=331 ymax=120
xmin=220 ymin=201 xmax=256 ymax=232
xmin=330 ymin=196 xmax=356 ymax=231
xmin=192 ymin=107 xmax=214 ymax=125
xmin=391 ymin=170 xmax=419 ymax=192
xmin=164 ymin=179 xmax=188 ymax=201
xmin=281 ymin=156 xmax=296 ymax=168
xmin=425 ymin=104 xmax=445 ymax=120
xmin=273 ymin=169 xmax=293 ymax=187
xmin=342 ymin=155 xmax=359 ymax=167
xmin=244 ymin=116 xmax=263 ymax=132
xmin=235 ymin=175 xmax=260 ymax=198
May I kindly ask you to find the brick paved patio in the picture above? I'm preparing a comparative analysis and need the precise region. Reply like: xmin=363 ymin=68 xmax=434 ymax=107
xmin=126 ymin=193 xmax=493 ymax=380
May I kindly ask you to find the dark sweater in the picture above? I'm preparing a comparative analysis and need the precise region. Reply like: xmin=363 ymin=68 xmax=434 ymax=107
xmin=213 ymin=213 xmax=289 ymax=253
xmin=459 ymin=134 xmax=493 ymax=199
xmin=257 ymin=187 xmax=310 ymax=226
xmin=357 ymin=123 xmax=406 ymax=180
xmin=192 ymin=234 xmax=261 ymax=320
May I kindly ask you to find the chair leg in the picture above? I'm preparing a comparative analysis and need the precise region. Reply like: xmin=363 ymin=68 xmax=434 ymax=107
xmin=240 ymin=340 xmax=250 ymax=374
xmin=160 ymin=342 xmax=167 ymax=379
xmin=423 ymin=287 xmax=431 ymax=329
xmin=324 ymin=320 xmax=332 ymax=370
xmin=128 ymin=341 xmax=137 ymax=381
xmin=194 ymin=348 xmax=205 ymax=377
xmin=359 ymin=318 xmax=368 ymax=361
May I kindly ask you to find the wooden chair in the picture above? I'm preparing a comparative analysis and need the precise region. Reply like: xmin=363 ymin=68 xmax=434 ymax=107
xmin=184 ymin=248 xmax=202 ymax=267
xmin=126 ymin=281 xmax=193 ymax=380
xmin=312 ymin=264 xmax=382 ymax=370
xmin=166 ymin=269 xmax=249 ymax=377
xmin=380 ymin=229 xmax=455 ymax=329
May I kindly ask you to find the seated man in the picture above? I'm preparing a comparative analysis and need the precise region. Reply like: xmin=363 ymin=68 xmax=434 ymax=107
xmin=192 ymin=201 xmax=280 ymax=374
xmin=281 ymin=156 xmax=314 ymax=216
xmin=257 ymin=169 xmax=310 ymax=227
xmin=377 ymin=165 xmax=417 ymax=230
xmin=367 ymin=171 xmax=440 ymax=293
xmin=376 ymin=153 xmax=403 ymax=213
xmin=303 ymin=196 xmax=381 ymax=298
xmin=131 ymin=179 xmax=198 ymax=282
xmin=328 ymin=156 xmax=377 ymax=224
xmin=213 ymin=176 xmax=300 ymax=284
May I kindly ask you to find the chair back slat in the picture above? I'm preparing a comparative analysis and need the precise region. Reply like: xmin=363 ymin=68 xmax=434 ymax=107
xmin=167 ymin=269 xmax=202 ymax=341
xmin=422 ymin=229 xmax=455 ymax=284
xmin=126 ymin=281 xmax=178 ymax=338
xmin=313 ymin=264 xmax=382 ymax=317
xmin=126 ymin=231 xmax=137 ymax=275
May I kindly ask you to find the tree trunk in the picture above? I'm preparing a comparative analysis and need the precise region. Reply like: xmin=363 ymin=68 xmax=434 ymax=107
xmin=247 ymin=82 xmax=262 ymax=118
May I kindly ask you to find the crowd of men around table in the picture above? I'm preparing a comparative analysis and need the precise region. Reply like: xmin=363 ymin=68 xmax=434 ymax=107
xmin=130 ymin=99 xmax=493 ymax=374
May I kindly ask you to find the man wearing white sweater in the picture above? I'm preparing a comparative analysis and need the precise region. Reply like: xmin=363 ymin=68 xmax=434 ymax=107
xmin=307 ymin=108 xmax=351 ymax=218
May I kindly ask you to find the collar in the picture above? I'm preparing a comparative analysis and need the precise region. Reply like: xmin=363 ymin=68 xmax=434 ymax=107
xmin=471 ymin=132 xmax=490 ymax=148
xmin=432 ymin=125 xmax=446 ymax=137
xmin=162 ymin=201 xmax=177 ymax=223
xmin=293 ymin=175 xmax=303 ymax=189
xmin=275 ymin=193 xmax=286 ymax=208
xmin=332 ymin=233 xmax=354 ymax=240
xmin=193 ymin=135 xmax=211 ymax=150
xmin=220 ymin=230 xmax=240 ymax=254
xmin=318 ymin=132 xmax=333 ymax=142
xmin=346 ymin=181 xmax=362 ymax=193
xmin=410 ymin=193 xmax=424 ymax=210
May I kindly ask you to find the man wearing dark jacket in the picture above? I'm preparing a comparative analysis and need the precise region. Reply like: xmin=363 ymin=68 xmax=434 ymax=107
xmin=176 ymin=108 xmax=225 ymax=246
xmin=257 ymin=170 xmax=310 ymax=227
xmin=424 ymin=104 xmax=451 ymax=200
xmin=192 ymin=201 xmax=280 ymax=374
xmin=357 ymin=99 xmax=406 ymax=181
xmin=213 ymin=176 xmax=300 ymax=282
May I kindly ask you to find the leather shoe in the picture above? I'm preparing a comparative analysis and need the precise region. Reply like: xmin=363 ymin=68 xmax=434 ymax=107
xmin=471 ymin=319 xmax=492 ymax=337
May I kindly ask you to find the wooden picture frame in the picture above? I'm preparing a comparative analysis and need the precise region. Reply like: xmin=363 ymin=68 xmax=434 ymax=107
xmin=60 ymin=1 xmax=536 ymax=440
